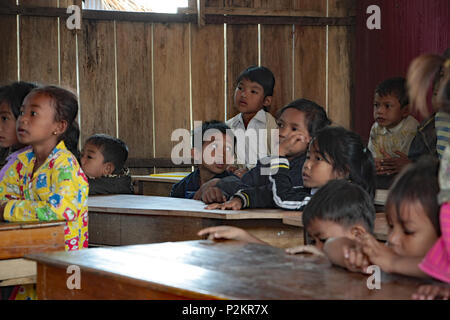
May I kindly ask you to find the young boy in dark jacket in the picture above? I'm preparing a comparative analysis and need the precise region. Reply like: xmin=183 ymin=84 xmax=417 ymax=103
xmin=81 ymin=134 xmax=134 ymax=195
xmin=198 ymin=99 xmax=331 ymax=207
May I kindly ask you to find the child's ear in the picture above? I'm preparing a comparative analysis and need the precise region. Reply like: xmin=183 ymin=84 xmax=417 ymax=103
xmin=103 ymin=162 xmax=115 ymax=176
xmin=349 ymin=225 xmax=368 ymax=239
xmin=263 ymin=95 xmax=272 ymax=107
xmin=55 ymin=120 xmax=68 ymax=136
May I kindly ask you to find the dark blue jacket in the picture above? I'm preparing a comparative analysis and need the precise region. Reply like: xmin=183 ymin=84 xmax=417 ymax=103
xmin=170 ymin=169 xmax=235 ymax=199
xmin=216 ymin=154 xmax=307 ymax=208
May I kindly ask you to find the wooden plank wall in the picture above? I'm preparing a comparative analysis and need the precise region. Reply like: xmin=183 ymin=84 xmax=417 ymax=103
xmin=0 ymin=0 xmax=355 ymax=173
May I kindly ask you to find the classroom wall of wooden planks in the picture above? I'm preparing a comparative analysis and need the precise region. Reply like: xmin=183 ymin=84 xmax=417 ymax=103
xmin=0 ymin=0 xmax=355 ymax=170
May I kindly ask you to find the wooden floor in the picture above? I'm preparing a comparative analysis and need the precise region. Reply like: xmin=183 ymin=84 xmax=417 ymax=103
xmin=28 ymin=240 xmax=429 ymax=300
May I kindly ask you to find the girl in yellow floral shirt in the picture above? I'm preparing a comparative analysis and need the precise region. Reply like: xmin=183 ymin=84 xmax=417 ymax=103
xmin=0 ymin=86 xmax=89 ymax=299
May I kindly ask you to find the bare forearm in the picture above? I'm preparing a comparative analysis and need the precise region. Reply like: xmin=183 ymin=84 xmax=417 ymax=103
xmin=387 ymin=256 xmax=430 ymax=278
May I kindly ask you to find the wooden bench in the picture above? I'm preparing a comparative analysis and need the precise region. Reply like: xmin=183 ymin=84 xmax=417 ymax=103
xmin=88 ymin=194 xmax=304 ymax=248
xmin=0 ymin=221 xmax=65 ymax=287
xmin=27 ymin=239 xmax=427 ymax=300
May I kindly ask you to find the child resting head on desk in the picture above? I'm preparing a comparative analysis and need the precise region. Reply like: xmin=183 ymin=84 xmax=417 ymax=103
xmin=0 ymin=85 xmax=88 ymax=300
xmin=80 ymin=133 xmax=134 ymax=195
xmin=198 ymin=179 xmax=376 ymax=255
xmin=324 ymin=158 xmax=441 ymax=282
xmin=170 ymin=120 xmax=237 ymax=199
xmin=205 ymin=126 xmax=376 ymax=211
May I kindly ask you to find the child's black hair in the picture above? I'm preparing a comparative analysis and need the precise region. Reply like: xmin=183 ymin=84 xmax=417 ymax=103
xmin=276 ymin=98 xmax=331 ymax=137
xmin=29 ymin=86 xmax=80 ymax=157
xmin=312 ymin=126 xmax=376 ymax=198
xmin=386 ymin=156 xmax=441 ymax=236
xmin=375 ymin=77 xmax=409 ymax=108
xmin=0 ymin=81 xmax=38 ymax=118
xmin=85 ymin=134 xmax=129 ymax=175
xmin=302 ymin=179 xmax=375 ymax=234
xmin=235 ymin=65 xmax=275 ymax=97
xmin=192 ymin=120 xmax=235 ymax=150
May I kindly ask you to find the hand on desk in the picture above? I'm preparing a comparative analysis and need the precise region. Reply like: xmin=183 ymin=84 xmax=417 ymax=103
xmin=201 ymin=187 xmax=227 ymax=204
xmin=375 ymin=149 xmax=411 ymax=176
xmin=412 ymin=284 xmax=450 ymax=300
xmin=197 ymin=225 xmax=263 ymax=244
xmin=194 ymin=178 xmax=225 ymax=203
xmin=285 ymin=245 xmax=324 ymax=256
xmin=205 ymin=197 xmax=243 ymax=210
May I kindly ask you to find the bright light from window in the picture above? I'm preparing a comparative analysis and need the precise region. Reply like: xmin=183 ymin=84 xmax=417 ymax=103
xmin=133 ymin=0 xmax=188 ymax=13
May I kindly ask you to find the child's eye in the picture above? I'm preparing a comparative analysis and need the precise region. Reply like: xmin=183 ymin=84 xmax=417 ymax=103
xmin=31 ymin=111 xmax=37 ymax=116
xmin=277 ymin=122 xmax=284 ymax=128
xmin=1 ymin=116 xmax=8 ymax=121
xmin=19 ymin=110 xmax=24 ymax=116
xmin=251 ymin=90 xmax=257 ymax=94
xmin=404 ymin=229 xmax=415 ymax=236
xmin=319 ymin=238 xmax=327 ymax=243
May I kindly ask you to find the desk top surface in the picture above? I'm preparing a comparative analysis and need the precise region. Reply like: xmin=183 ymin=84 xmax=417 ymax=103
xmin=0 ymin=221 xmax=65 ymax=232
xmin=27 ymin=240 xmax=424 ymax=300
xmin=88 ymin=195 xmax=299 ymax=220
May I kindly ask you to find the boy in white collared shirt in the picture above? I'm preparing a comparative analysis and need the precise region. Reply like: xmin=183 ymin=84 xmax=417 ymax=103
xmin=226 ymin=66 xmax=278 ymax=177
xmin=367 ymin=77 xmax=419 ymax=182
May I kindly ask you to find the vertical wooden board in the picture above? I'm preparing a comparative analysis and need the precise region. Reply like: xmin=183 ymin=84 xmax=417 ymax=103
xmin=153 ymin=23 xmax=190 ymax=158
xmin=205 ymin=0 xmax=224 ymax=7
xmin=116 ymin=21 xmax=153 ymax=159
xmin=260 ymin=25 xmax=293 ymax=115
xmin=191 ymin=24 xmax=225 ymax=123
xmin=19 ymin=16 xmax=59 ymax=85
xmin=20 ymin=0 xmax=58 ymax=6
xmin=292 ymin=0 xmax=327 ymax=13
xmin=0 ymin=15 xmax=18 ymax=85
xmin=227 ymin=0 xmax=252 ymax=7
xmin=58 ymin=0 xmax=78 ymax=7
xmin=252 ymin=0 xmax=291 ymax=9
xmin=59 ymin=19 xmax=77 ymax=92
xmin=328 ymin=0 xmax=356 ymax=17
xmin=293 ymin=26 xmax=326 ymax=109
xmin=226 ymin=24 xmax=258 ymax=120
xmin=78 ymin=20 xmax=116 ymax=142
xmin=328 ymin=26 xmax=352 ymax=128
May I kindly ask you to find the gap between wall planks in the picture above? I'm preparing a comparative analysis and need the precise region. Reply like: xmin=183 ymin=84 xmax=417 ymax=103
xmin=0 ymin=1 xmax=355 ymax=163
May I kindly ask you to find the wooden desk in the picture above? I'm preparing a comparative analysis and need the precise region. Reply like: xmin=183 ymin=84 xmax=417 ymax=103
xmin=88 ymin=195 xmax=303 ymax=248
xmin=283 ymin=212 xmax=389 ymax=241
xmin=28 ymin=240 xmax=427 ymax=300
xmin=132 ymin=173 xmax=187 ymax=196
xmin=0 ymin=221 xmax=65 ymax=287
